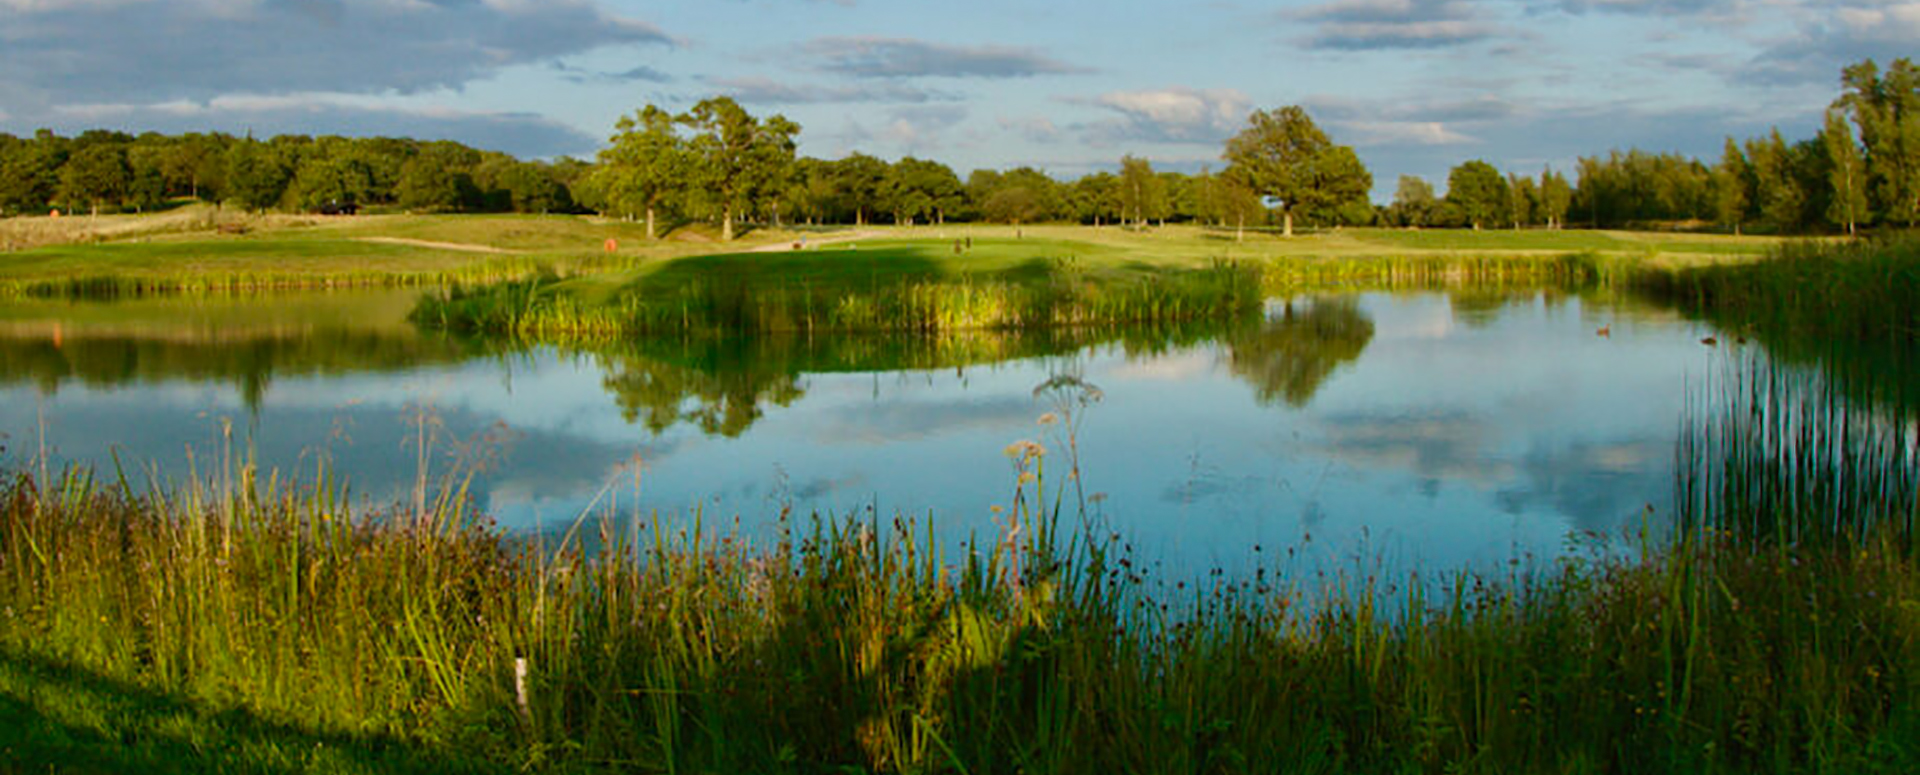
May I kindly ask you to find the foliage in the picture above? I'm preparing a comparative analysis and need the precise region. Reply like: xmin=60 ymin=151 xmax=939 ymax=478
xmin=1446 ymin=160 xmax=1508 ymax=230
xmin=1222 ymin=105 xmax=1371 ymax=236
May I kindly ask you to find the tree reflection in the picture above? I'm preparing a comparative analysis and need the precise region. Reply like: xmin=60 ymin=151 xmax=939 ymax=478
xmin=0 ymin=329 xmax=473 ymax=411
xmin=599 ymin=339 xmax=806 ymax=439
xmin=590 ymin=319 xmax=1238 ymax=438
xmin=1226 ymin=297 xmax=1375 ymax=407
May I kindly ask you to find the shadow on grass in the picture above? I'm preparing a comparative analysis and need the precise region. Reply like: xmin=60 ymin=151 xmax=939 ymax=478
xmin=0 ymin=649 xmax=507 ymax=775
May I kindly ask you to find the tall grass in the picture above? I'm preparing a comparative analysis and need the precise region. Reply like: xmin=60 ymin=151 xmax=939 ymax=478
xmin=1261 ymin=251 xmax=1628 ymax=295
xmin=1635 ymin=234 xmax=1920 ymax=345
xmin=8 ymin=251 xmax=656 ymax=301
xmin=415 ymin=259 xmax=1266 ymax=338
xmin=3 ymin=428 xmax=1918 ymax=772
xmin=1676 ymin=353 xmax=1919 ymax=554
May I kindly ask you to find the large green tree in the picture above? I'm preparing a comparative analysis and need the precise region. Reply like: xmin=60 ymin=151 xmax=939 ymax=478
xmin=1837 ymin=58 xmax=1920 ymax=227
xmin=1222 ymin=106 xmax=1368 ymax=236
xmin=886 ymin=157 xmax=963 ymax=225
xmin=589 ymin=105 xmax=687 ymax=239
xmin=1445 ymin=160 xmax=1507 ymax=230
xmin=830 ymin=153 xmax=890 ymax=226
xmin=58 ymin=144 xmax=130 ymax=216
xmin=679 ymin=96 xmax=799 ymax=241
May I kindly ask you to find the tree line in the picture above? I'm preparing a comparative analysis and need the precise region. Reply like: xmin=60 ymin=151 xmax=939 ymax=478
xmin=3 ymin=58 xmax=1912 ymax=237
xmin=0 ymin=130 xmax=587 ymax=218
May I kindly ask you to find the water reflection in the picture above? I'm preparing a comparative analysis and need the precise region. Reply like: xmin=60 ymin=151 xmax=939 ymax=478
xmin=0 ymin=285 xmax=1730 ymax=579
xmin=1226 ymin=298 xmax=1375 ymax=408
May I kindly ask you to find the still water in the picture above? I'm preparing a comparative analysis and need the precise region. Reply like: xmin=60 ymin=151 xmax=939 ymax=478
xmin=0 ymin=286 xmax=1724 ymax=576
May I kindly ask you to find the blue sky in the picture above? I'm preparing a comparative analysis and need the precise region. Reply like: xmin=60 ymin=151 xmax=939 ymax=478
xmin=1 ymin=0 xmax=1909 ymax=197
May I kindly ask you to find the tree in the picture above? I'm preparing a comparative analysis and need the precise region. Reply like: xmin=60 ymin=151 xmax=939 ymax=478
xmin=1388 ymin=175 xmax=1437 ymax=227
xmin=589 ymin=106 xmax=687 ymax=238
xmin=1445 ymin=160 xmax=1507 ymax=230
xmin=58 ymin=144 xmax=131 ymax=216
xmin=886 ymin=157 xmax=963 ymax=225
xmin=1211 ymin=166 xmax=1265 ymax=241
xmin=1711 ymin=139 xmax=1749 ymax=235
xmin=0 ymin=135 xmax=64 ymax=215
xmin=830 ymin=153 xmax=889 ymax=225
xmin=679 ymin=96 xmax=799 ymax=241
xmin=1296 ymin=145 xmax=1372 ymax=227
xmin=225 ymin=140 xmax=290 ymax=212
xmin=1747 ymin=129 xmax=1805 ymax=233
xmin=290 ymin=152 xmax=374 ymax=211
xmin=394 ymin=155 xmax=468 ymax=212
xmin=1223 ymin=106 xmax=1368 ymax=237
xmin=1508 ymin=173 xmax=1536 ymax=229
xmin=1538 ymin=168 xmax=1572 ymax=230
xmin=1823 ymin=108 xmax=1869 ymax=235
xmin=1115 ymin=154 xmax=1166 ymax=227
xmin=973 ymin=166 xmax=1061 ymax=225
xmin=1069 ymin=172 xmax=1119 ymax=225
xmin=1837 ymin=58 xmax=1920 ymax=227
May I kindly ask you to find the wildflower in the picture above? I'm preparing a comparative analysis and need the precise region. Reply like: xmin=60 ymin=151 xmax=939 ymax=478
xmin=1036 ymin=412 xmax=1059 ymax=427
xmin=1002 ymin=440 xmax=1046 ymax=460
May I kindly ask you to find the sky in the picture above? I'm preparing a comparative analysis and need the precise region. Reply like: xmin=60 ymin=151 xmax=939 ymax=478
xmin=1 ymin=0 xmax=1910 ymax=198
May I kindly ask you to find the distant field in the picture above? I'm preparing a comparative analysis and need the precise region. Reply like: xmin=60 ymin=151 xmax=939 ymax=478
xmin=0 ymin=212 xmax=1792 ymax=295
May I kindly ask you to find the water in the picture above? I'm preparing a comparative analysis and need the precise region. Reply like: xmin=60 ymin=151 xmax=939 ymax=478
xmin=0 ymin=286 xmax=1727 ymax=577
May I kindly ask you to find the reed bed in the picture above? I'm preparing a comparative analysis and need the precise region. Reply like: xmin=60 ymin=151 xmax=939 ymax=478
xmin=413 ymin=259 xmax=1266 ymax=339
xmin=2 ymin=439 xmax=1916 ymax=773
xmin=6 ymin=252 xmax=658 ymax=302
xmin=1635 ymin=234 xmax=1920 ymax=345
xmin=1260 ymin=251 xmax=1626 ymax=295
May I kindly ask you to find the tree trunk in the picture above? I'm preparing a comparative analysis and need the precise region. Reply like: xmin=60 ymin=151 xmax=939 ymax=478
xmin=856 ymin=208 xmax=865 ymax=227
xmin=645 ymin=206 xmax=657 ymax=240
xmin=722 ymin=205 xmax=735 ymax=241
xmin=1282 ymin=209 xmax=1293 ymax=237
xmin=1236 ymin=212 xmax=1245 ymax=242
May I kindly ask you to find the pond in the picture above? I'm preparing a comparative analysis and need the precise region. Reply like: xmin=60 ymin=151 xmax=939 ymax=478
xmin=0 ymin=284 xmax=1731 ymax=578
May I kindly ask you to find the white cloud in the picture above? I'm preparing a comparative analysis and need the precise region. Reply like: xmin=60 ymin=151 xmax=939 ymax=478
xmin=1338 ymin=120 xmax=1479 ymax=146
xmin=1081 ymin=86 xmax=1251 ymax=145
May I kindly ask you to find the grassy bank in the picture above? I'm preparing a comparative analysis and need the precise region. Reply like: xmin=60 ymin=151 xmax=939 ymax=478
xmin=413 ymin=238 xmax=1268 ymax=337
xmin=2 ymin=440 xmax=1916 ymax=773
xmin=408 ymin=238 xmax=1636 ymax=339
xmin=2 ymin=214 xmax=1781 ymax=301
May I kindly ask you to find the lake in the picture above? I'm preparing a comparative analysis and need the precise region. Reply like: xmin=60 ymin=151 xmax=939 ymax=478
xmin=0 ymin=284 xmax=1729 ymax=578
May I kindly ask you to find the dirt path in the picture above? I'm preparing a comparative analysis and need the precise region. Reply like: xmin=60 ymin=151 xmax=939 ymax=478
xmin=355 ymin=237 xmax=511 ymax=254
xmin=746 ymin=230 xmax=881 ymax=253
